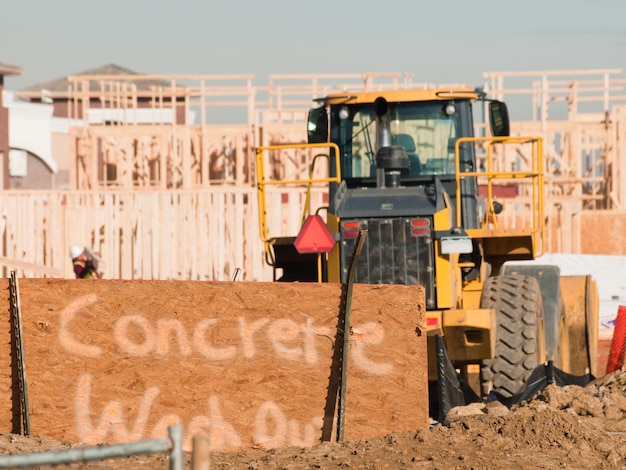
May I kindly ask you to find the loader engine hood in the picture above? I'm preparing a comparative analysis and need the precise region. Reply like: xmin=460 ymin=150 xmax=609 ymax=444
xmin=334 ymin=185 xmax=436 ymax=219
xmin=332 ymin=179 xmax=447 ymax=304
xmin=332 ymin=177 xmax=447 ymax=219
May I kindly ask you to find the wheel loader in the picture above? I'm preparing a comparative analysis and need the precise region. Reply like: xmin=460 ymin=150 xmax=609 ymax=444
xmin=255 ymin=87 xmax=599 ymax=403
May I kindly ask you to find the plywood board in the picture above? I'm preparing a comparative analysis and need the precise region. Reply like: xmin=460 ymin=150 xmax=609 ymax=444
xmin=0 ymin=279 xmax=427 ymax=452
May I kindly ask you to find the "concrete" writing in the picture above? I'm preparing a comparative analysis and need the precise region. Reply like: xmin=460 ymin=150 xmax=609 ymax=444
xmin=59 ymin=295 xmax=393 ymax=374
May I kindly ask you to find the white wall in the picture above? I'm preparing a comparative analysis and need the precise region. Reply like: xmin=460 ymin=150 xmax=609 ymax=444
xmin=4 ymin=90 xmax=57 ymax=173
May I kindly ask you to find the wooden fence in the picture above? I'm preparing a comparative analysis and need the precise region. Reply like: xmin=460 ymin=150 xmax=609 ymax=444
xmin=1 ymin=185 xmax=624 ymax=281
xmin=0 ymin=187 xmax=331 ymax=281
xmin=0 ymin=189 xmax=261 ymax=280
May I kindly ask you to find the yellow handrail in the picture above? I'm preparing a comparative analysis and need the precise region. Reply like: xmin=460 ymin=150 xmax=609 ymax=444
xmin=255 ymin=142 xmax=341 ymax=258
xmin=453 ymin=136 xmax=545 ymax=256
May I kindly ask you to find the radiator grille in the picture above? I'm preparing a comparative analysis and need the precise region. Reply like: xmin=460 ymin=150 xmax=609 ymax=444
xmin=340 ymin=217 xmax=435 ymax=308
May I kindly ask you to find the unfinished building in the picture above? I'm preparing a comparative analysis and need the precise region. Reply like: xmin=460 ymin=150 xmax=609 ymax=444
xmin=2 ymin=68 xmax=626 ymax=279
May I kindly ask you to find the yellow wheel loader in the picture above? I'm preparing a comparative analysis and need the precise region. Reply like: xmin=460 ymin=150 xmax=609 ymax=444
xmin=255 ymin=88 xmax=599 ymax=402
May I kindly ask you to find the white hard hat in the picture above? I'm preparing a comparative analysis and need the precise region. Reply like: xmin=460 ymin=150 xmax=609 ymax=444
xmin=70 ymin=245 xmax=83 ymax=259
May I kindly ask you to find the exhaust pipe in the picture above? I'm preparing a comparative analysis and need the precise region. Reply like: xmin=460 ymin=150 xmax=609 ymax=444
xmin=374 ymin=97 xmax=409 ymax=188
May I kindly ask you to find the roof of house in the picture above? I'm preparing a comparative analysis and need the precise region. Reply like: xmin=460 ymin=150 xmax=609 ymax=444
xmin=18 ymin=63 xmax=172 ymax=95
xmin=0 ymin=62 xmax=23 ymax=77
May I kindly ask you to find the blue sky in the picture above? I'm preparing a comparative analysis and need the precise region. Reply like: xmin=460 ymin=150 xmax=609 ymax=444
xmin=2 ymin=0 xmax=625 ymax=91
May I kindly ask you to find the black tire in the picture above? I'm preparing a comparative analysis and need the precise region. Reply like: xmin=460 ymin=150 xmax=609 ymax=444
xmin=480 ymin=275 xmax=546 ymax=398
xmin=500 ymin=263 xmax=563 ymax=368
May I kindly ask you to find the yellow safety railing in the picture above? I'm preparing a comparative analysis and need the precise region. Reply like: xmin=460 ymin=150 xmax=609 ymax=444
xmin=453 ymin=136 xmax=545 ymax=257
xmin=255 ymin=142 xmax=342 ymax=264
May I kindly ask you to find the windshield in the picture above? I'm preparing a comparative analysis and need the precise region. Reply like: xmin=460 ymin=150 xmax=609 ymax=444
xmin=332 ymin=100 xmax=469 ymax=179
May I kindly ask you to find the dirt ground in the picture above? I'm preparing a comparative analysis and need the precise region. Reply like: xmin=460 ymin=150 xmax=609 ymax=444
xmin=1 ymin=371 xmax=626 ymax=469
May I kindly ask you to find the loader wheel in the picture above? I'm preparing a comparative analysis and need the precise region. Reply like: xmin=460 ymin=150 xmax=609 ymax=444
xmin=480 ymin=275 xmax=546 ymax=398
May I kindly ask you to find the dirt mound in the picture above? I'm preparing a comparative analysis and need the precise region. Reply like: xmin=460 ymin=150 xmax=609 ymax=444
xmin=3 ymin=372 xmax=626 ymax=469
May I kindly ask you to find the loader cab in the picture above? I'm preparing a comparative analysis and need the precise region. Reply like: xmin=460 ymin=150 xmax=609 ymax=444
xmin=309 ymin=97 xmax=472 ymax=180
xmin=307 ymin=91 xmax=509 ymax=231
xmin=304 ymin=91 xmax=512 ymax=294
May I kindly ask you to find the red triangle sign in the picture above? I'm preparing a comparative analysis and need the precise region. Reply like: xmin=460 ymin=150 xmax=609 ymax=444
xmin=294 ymin=215 xmax=336 ymax=253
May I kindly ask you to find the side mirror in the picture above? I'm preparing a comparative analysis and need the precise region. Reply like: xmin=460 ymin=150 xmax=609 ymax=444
xmin=307 ymin=107 xmax=328 ymax=143
xmin=488 ymin=101 xmax=510 ymax=137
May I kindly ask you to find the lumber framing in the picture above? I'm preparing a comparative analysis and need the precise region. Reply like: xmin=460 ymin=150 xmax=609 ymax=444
xmin=4 ymin=69 xmax=626 ymax=280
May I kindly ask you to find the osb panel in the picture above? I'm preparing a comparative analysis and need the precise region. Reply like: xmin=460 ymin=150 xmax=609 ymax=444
xmin=0 ymin=279 xmax=426 ymax=452
xmin=580 ymin=212 xmax=626 ymax=255
xmin=0 ymin=279 xmax=13 ymax=432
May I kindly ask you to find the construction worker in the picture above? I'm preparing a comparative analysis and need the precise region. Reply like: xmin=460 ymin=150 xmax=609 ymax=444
xmin=70 ymin=245 xmax=101 ymax=279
